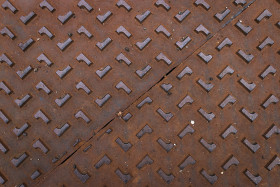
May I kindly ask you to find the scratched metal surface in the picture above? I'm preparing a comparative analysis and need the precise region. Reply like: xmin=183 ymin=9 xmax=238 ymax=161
xmin=0 ymin=0 xmax=279 ymax=186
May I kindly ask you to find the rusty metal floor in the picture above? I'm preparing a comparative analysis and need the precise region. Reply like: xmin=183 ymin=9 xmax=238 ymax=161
xmin=0 ymin=0 xmax=279 ymax=186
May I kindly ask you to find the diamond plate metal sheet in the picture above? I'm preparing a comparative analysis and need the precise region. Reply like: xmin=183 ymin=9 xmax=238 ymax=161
xmin=1 ymin=0 xmax=280 ymax=186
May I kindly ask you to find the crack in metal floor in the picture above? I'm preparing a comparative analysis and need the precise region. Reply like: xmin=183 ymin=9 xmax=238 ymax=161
xmin=0 ymin=0 xmax=279 ymax=186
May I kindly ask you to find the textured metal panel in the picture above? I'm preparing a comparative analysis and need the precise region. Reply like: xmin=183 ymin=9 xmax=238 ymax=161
xmin=0 ymin=0 xmax=279 ymax=186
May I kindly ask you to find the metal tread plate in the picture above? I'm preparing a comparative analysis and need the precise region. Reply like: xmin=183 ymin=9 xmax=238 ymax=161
xmin=0 ymin=0 xmax=279 ymax=186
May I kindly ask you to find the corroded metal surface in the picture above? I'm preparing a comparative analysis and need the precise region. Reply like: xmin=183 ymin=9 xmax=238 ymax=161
xmin=0 ymin=0 xmax=279 ymax=186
